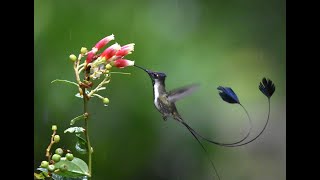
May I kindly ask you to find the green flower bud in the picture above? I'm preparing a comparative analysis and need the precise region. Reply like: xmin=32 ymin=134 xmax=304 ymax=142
xmin=51 ymin=125 xmax=57 ymax=131
xmin=65 ymin=153 xmax=74 ymax=161
xmin=105 ymin=64 xmax=112 ymax=70
xmin=81 ymin=47 xmax=88 ymax=54
xmin=53 ymin=135 xmax=60 ymax=143
xmin=55 ymin=148 xmax=64 ymax=156
xmin=48 ymin=164 xmax=55 ymax=172
xmin=52 ymin=154 xmax=61 ymax=162
xmin=69 ymin=54 xmax=77 ymax=62
xmin=40 ymin=161 xmax=49 ymax=168
xmin=59 ymin=164 xmax=68 ymax=172
xmin=103 ymin=98 xmax=110 ymax=104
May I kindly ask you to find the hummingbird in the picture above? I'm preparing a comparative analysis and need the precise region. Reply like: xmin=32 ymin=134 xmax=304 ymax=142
xmin=134 ymin=65 xmax=250 ymax=146
xmin=134 ymin=65 xmax=251 ymax=179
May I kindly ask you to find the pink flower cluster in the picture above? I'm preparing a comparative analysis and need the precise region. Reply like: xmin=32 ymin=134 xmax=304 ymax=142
xmin=86 ymin=34 xmax=135 ymax=68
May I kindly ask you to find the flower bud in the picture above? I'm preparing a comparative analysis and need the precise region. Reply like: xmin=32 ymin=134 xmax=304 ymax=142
xmin=115 ymin=43 xmax=135 ymax=58
xmin=60 ymin=164 xmax=68 ymax=172
xmin=94 ymin=34 xmax=115 ymax=50
xmin=100 ymin=43 xmax=121 ymax=60
xmin=69 ymin=54 xmax=77 ymax=62
xmin=48 ymin=164 xmax=55 ymax=172
xmin=54 ymin=135 xmax=60 ymax=143
xmin=51 ymin=125 xmax=57 ymax=131
xmin=55 ymin=148 xmax=64 ymax=156
xmin=103 ymin=98 xmax=110 ymax=104
xmin=112 ymin=59 xmax=135 ymax=68
xmin=81 ymin=47 xmax=88 ymax=54
xmin=86 ymin=50 xmax=95 ymax=64
xmin=105 ymin=64 xmax=112 ymax=70
xmin=66 ymin=153 xmax=74 ymax=161
xmin=52 ymin=154 xmax=61 ymax=162
xmin=40 ymin=161 xmax=49 ymax=168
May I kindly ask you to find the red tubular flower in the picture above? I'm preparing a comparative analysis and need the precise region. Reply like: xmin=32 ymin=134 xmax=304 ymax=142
xmin=112 ymin=59 xmax=135 ymax=68
xmin=86 ymin=50 xmax=95 ymax=64
xmin=115 ymin=43 xmax=135 ymax=58
xmin=94 ymin=34 xmax=114 ymax=51
xmin=100 ymin=43 xmax=121 ymax=60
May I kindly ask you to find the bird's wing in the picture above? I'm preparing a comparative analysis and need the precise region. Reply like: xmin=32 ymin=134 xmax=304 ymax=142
xmin=167 ymin=84 xmax=199 ymax=103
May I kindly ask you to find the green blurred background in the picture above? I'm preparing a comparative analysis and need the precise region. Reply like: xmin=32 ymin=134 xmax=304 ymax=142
xmin=34 ymin=0 xmax=285 ymax=179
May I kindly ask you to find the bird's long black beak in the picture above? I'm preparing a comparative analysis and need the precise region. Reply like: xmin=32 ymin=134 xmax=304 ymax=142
xmin=134 ymin=65 xmax=157 ymax=80
xmin=134 ymin=64 xmax=150 ymax=73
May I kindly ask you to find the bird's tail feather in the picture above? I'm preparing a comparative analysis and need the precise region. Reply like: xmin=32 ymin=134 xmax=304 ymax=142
xmin=178 ymin=118 xmax=220 ymax=180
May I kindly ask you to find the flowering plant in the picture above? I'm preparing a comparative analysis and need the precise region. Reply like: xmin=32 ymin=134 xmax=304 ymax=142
xmin=34 ymin=35 xmax=135 ymax=180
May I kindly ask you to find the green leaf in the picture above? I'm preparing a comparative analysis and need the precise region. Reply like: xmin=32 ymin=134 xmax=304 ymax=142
xmin=34 ymin=172 xmax=46 ymax=179
xmin=37 ymin=168 xmax=48 ymax=172
xmin=52 ymin=174 xmax=88 ymax=180
xmin=69 ymin=114 xmax=86 ymax=125
xmin=64 ymin=127 xmax=85 ymax=134
xmin=51 ymin=79 xmax=79 ymax=87
xmin=75 ymin=134 xmax=88 ymax=154
xmin=53 ymin=157 xmax=90 ymax=178
xmin=35 ymin=168 xmax=50 ymax=179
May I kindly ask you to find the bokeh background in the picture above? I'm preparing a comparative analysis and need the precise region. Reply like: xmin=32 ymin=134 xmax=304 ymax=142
xmin=34 ymin=0 xmax=285 ymax=179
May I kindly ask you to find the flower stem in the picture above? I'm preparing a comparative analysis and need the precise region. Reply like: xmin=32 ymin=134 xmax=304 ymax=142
xmin=45 ymin=130 xmax=56 ymax=162
xmin=87 ymin=76 xmax=110 ymax=97
xmin=74 ymin=60 xmax=82 ymax=84
xmin=82 ymin=87 xmax=92 ymax=178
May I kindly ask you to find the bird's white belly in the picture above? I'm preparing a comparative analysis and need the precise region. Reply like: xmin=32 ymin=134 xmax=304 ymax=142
xmin=153 ymin=83 xmax=160 ymax=109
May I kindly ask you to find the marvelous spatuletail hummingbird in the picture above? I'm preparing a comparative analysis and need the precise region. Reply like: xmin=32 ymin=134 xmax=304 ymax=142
xmin=134 ymin=64 xmax=276 ymax=180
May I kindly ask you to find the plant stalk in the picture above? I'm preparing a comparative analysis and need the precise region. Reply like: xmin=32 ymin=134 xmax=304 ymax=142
xmin=82 ymin=87 xmax=92 ymax=178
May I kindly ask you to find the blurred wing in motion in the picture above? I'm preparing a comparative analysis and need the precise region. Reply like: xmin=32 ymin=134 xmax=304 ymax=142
xmin=167 ymin=84 xmax=199 ymax=103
